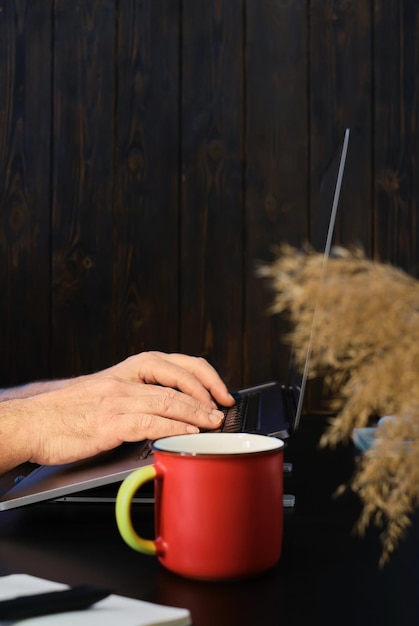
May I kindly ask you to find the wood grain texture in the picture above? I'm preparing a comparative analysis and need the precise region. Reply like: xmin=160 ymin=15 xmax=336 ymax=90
xmin=51 ymin=0 xmax=116 ymax=376
xmin=113 ymin=0 xmax=181 ymax=363
xmin=0 ymin=1 xmax=52 ymax=385
xmin=180 ymin=0 xmax=245 ymax=387
xmin=310 ymin=0 xmax=373 ymax=252
xmin=374 ymin=0 xmax=419 ymax=276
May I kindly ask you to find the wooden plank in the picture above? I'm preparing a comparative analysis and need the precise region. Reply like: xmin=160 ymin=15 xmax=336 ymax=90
xmin=245 ymin=0 xmax=309 ymax=386
xmin=0 ymin=1 xmax=52 ymax=386
xmin=113 ymin=0 xmax=180 ymax=363
xmin=51 ymin=0 xmax=116 ymax=377
xmin=180 ymin=1 xmax=244 ymax=388
xmin=374 ymin=0 xmax=419 ymax=276
xmin=310 ymin=0 xmax=373 ymax=252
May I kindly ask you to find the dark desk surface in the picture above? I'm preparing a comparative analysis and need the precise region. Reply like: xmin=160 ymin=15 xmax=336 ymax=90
xmin=1 ymin=415 xmax=418 ymax=626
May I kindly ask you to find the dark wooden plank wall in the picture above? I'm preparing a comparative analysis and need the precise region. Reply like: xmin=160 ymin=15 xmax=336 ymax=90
xmin=1 ymin=1 xmax=418 ymax=407
xmin=0 ymin=2 xmax=52 ymax=384
xmin=52 ymin=1 xmax=117 ymax=376
xmin=374 ymin=0 xmax=419 ymax=276
xmin=180 ymin=1 xmax=245 ymax=383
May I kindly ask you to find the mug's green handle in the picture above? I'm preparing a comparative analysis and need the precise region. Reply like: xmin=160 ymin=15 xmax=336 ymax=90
xmin=115 ymin=465 xmax=158 ymax=555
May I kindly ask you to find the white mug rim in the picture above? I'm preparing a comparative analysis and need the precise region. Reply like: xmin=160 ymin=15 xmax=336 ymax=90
xmin=152 ymin=432 xmax=284 ymax=456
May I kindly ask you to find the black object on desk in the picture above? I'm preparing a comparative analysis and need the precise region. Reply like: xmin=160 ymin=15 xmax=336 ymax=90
xmin=0 ymin=585 xmax=110 ymax=620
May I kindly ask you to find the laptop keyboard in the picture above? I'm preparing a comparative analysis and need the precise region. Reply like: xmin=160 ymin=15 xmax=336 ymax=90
xmin=137 ymin=383 xmax=299 ymax=460
xmin=214 ymin=396 xmax=250 ymax=432
xmin=218 ymin=385 xmax=299 ymax=435
xmin=137 ymin=440 xmax=153 ymax=460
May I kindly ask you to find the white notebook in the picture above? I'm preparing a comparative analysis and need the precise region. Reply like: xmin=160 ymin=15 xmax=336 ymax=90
xmin=0 ymin=574 xmax=191 ymax=626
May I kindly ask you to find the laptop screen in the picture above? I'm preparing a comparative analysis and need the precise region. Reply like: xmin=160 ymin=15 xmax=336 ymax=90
xmin=292 ymin=128 xmax=350 ymax=433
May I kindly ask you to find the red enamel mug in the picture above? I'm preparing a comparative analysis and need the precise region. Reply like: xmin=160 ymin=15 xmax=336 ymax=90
xmin=115 ymin=432 xmax=284 ymax=580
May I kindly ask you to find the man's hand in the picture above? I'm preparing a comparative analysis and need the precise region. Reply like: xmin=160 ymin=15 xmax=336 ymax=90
xmin=0 ymin=352 xmax=235 ymax=473
xmin=93 ymin=351 xmax=235 ymax=408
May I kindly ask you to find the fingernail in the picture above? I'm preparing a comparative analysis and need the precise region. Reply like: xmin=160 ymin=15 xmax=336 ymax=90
xmin=209 ymin=409 xmax=224 ymax=424
xmin=186 ymin=425 xmax=199 ymax=433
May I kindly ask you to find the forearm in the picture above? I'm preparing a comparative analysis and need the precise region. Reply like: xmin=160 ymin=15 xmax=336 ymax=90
xmin=0 ymin=378 xmax=75 ymax=401
xmin=0 ymin=399 xmax=31 ymax=475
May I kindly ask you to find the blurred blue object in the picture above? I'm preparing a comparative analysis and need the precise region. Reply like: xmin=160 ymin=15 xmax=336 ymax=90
xmin=352 ymin=416 xmax=395 ymax=453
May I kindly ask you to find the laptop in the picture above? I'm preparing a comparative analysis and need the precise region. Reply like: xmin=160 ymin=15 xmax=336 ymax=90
xmin=0 ymin=381 xmax=300 ymax=510
xmin=0 ymin=129 xmax=350 ymax=512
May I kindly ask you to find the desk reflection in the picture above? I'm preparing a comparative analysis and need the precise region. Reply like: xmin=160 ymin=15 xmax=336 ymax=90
xmin=156 ymin=566 xmax=283 ymax=626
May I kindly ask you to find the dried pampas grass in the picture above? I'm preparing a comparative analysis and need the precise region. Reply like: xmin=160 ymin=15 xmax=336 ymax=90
xmin=258 ymin=243 xmax=419 ymax=564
